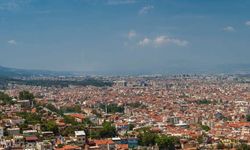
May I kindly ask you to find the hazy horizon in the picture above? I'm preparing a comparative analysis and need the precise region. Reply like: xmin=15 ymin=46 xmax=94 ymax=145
xmin=1 ymin=0 xmax=250 ymax=74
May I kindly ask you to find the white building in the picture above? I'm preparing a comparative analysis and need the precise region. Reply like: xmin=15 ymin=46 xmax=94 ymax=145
xmin=74 ymin=131 xmax=86 ymax=145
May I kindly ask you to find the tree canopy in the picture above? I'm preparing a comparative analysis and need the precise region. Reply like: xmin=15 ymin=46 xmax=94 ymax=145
xmin=246 ymin=114 xmax=250 ymax=122
xmin=19 ymin=90 xmax=35 ymax=100
xmin=41 ymin=120 xmax=59 ymax=135
xmin=201 ymin=125 xmax=210 ymax=132
xmin=137 ymin=128 xmax=179 ymax=149
xmin=89 ymin=121 xmax=117 ymax=139
xmin=100 ymin=103 xmax=124 ymax=114
xmin=0 ymin=92 xmax=13 ymax=105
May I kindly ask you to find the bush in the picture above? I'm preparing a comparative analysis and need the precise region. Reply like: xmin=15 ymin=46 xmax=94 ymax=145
xmin=0 ymin=92 xmax=13 ymax=105
xmin=19 ymin=90 xmax=34 ymax=100
xmin=201 ymin=125 xmax=210 ymax=131
xmin=246 ymin=114 xmax=250 ymax=122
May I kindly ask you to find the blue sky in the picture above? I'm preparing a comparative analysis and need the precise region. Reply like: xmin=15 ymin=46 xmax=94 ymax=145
xmin=0 ymin=0 xmax=250 ymax=74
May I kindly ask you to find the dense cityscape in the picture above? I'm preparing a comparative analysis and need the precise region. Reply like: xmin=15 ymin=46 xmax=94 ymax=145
xmin=0 ymin=75 xmax=250 ymax=149
xmin=1 ymin=0 xmax=250 ymax=149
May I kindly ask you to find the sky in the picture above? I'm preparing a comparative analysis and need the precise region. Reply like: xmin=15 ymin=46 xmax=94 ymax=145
xmin=0 ymin=0 xmax=250 ymax=75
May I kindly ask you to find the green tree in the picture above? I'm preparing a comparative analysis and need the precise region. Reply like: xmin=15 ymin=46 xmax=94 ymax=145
xmin=201 ymin=125 xmax=210 ymax=131
xmin=63 ymin=115 xmax=78 ymax=125
xmin=197 ymin=99 xmax=211 ymax=105
xmin=0 ymin=112 xmax=3 ymax=120
xmin=57 ymin=144 xmax=64 ymax=148
xmin=62 ymin=105 xmax=81 ymax=113
xmin=100 ymin=103 xmax=124 ymax=113
xmin=155 ymin=135 xmax=176 ymax=150
xmin=16 ymin=112 xmax=41 ymax=125
xmin=128 ymin=124 xmax=135 ymax=131
xmin=89 ymin=130 xmax=101 ymax=139
xmin=138 ymin=129 xmax=157 ymax=146
xmin=197 ymin=135 xmax=203 ymax=144
xmin=236 ymin=143 xmax=250 ymax=150
xmin=45 ymin=103 xmax=63 ymax=115
xmin=0 ymin=92 xmax=13 ymax=105
xmin=137 ymin=128 xmax=179 ymax=148
xmin=19 ymin=90 xmax=34 ymax=100
xmin=99 ymin=121 xmax=117 ymax=138
xmin=60 ymin=124 xmax=85 ymax=136
xmin=246 ymin=115 xmax=250 ymax=122
xmin=61 ymin=126 xmax=75 ymax=136
xmin=41 ymin=120 xmax=59 ymax=135
xmin=83 ymin=117 xmax=93 ymax=126
xmin=217 ymin=142 xmax=225 ymax=149
xmin=127 ymin=102 xmax=147 ymax=108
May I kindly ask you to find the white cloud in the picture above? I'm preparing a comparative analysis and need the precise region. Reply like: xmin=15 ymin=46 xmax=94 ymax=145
xmin=139 ymin=5 xmax=154 ymax=15
xmin=8 ymin=40 xmax=17 ymax=45
xmin=154 ymin=36 xmax=167 ymax=45
xmin=138 ymin=35 xmax=188 ymax=47
xmin=223 ymin=26 xmax=235 ymax=32
xmin=246 ymin=21 xmax=250 ymax=26
xmin=153 ymin=36 xmax=188 ymax=47
xmin=138 ymin=38 xmax=151 ymax=46
xmin=128 ymin=30 xmax=136 ymax=39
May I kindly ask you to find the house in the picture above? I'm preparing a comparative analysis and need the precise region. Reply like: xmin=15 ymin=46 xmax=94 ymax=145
xmin=167 ymin=116 xmax=180 ymax=125
xmin=41 ymin=131 xmax=54 ymax=140
xmin=175 ymin=120 xmax=189 ymax=128
xmin=13 ymin=135 xmax=25 ymax=148
xmin=17 ymin=100 xmax=32 ymax=108
xmin=74 ymin=131 xmax=86 ymax=145
xmin=180 ymin=139 xmax=198 ymax=150
xmin=66 ymin=113 xmax=85 ymax=123
xmin=116 ymin=144 xmax=128 ymax=150
xmin=25 ymin=136 xmax=38 ymax=149
xmin=23 ymin=130 xmax=38 ymax=136
xmin=7 ymin=128 xmax=20 ymax=136
xmin=127 ymin=138 xmax=138 ymax=149
xmin=115 ymin=122 xmax=129 ymax=132
xmin=55 ymin=145 xmax=81 ymax=150
xmin=94 ymin=140 xmax=115 ymax=150
xmin=112 ymin=137 xmax=121 ymax=144
xmin=36 ymin=141 xmax=53 ymax=150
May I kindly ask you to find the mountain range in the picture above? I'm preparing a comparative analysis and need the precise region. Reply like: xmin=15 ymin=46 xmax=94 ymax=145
xmin=0 ymin=66 xmax=76 ymax=77
xmin=0 ymin=64 xmax=250 ymax=77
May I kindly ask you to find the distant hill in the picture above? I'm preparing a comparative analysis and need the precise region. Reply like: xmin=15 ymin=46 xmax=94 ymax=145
xmin=0 ymin=66 xmax=76 ymax=77
xmin=0 ymin=66 xmax=112 ymax=89
xmin=0 ymin=63 xmax=250 ymax=77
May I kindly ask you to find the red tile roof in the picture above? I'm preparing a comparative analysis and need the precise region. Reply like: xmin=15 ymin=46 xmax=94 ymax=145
xmin=25 ymin=136 xmax=38 ymax=141
xmin=55 ymin=145 xmax=81 ymax=150
xmin=94 ymin=139 xmax=114 ymax=145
